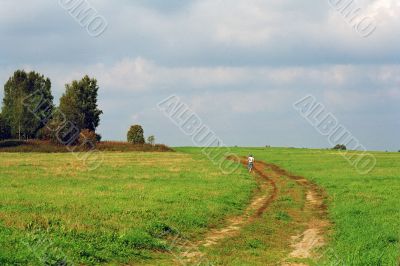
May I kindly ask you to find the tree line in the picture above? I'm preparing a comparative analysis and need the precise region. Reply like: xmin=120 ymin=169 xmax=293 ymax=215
xmin=0 ymin=70 xmax=102 ymax=145
xmin=0 ymin=70 xmax=155 ymax=146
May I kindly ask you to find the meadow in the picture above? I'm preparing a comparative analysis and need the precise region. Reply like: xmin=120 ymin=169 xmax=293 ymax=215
xmin=0 ymin=147 xmax=399 ymax=265
xmin=0 ymin=151 xmax=254 ymax=265
xmin=227 ymin=147 xmax=400 ymax=265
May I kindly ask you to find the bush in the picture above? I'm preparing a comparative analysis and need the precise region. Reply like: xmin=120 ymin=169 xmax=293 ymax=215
xmin=53 ymin=122 xmax=80 ymax=146
xmin=97 ymin=142 xmax=173 ymax=152
xmin=95 ymin=133 xmax=102 ymax=142
xmin=127 ymin=125 xmax=145 ymax=144
xmin=0 ymin=140 xmax=26 ymax=148
xmin=0 ymin=140 xmax=173 ymax=153
xmin=333 ymin=144 xmax=347 ymax=150
xmin=78 ymin=129 xmax=98 ymax=148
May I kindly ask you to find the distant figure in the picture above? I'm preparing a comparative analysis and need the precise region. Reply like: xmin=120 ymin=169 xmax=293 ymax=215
xmin=248 ymin=154 xmax=255 ymax=172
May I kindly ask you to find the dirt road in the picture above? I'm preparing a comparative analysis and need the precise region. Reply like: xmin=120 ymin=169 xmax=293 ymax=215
xmin=179 ymin=158 xmax=330 ymax=265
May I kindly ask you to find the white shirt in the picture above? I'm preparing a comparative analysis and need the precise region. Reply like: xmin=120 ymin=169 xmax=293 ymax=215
xmin=248 ymin=156 xmax=255 ymax=163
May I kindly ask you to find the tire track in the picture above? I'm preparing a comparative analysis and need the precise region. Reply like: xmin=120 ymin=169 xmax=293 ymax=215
xmin=265 ymin=162 xmax=331 ymax=265
xmin=179 ymin=158 xmax=330 ymax=265
xmin=180 ymin=158 xmax=279 ymax=264
xmin=246 ymin=159 xmax=279 ymax=220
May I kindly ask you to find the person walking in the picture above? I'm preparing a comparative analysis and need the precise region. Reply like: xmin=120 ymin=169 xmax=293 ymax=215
xmin=248 ymin=154 xmax=255 ymax=172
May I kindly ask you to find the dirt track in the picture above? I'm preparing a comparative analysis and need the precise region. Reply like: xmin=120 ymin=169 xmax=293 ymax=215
xmin=179 ymin=158 xmax=330 ymax=265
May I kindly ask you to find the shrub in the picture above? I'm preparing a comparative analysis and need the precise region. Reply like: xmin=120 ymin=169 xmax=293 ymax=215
xmin=0 ymin=140 xmax=26 ymax=148
xmin=53 ymin=122 xmax=80 ymax=146
xmin=78 ymin=129 xmax=98 ymax=148
xmin=0 ymin=140 xmax=173 ymax=153
xmin=97 ymin=142 xmax=173 ymax=152
xmin=333 ymin=144 xmax=347 ymax=150
xmin=95 ymin=133 xmax=102 ymax=142
xmin=127 ymin=125 xmax=145 ymax=144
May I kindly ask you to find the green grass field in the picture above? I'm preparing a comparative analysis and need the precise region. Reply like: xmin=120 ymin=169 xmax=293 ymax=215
xmin=228 ymin=147 xmax=400 ymax=265
xmin=0 ymin=148 xmax=399 ymax=265
xmin=0 ymin=151 xmax=254 ymax=265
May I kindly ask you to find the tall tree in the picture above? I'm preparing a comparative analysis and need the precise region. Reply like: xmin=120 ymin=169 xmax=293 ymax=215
xmin=59 ymin=75 xmax=103 ymax=132
xmin=0 ymin=113 xmax=11 ymax=140
xmin=1 ymin=70 xmax=54 ymax=139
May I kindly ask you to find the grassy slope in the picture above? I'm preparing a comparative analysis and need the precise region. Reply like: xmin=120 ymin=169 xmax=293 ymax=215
xmin=228 ymin=147 xmax=400 ymax=265
xmin=0 ymin=151 xmax=255 ymax=265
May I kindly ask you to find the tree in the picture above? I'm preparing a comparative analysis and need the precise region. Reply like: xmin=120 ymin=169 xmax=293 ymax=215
xmin=0 ymin=113 xmax=11 ymax=140
xmin=333 ymin=144 xmax=347 ymax=150
xmin=127 ymin=125 xmax=145 ymax=144
xmin=1 ymin=70 xmax=54 ymax=139
xmin=36 ymin=117 xmax=62 ymax=142
xmin=59 ymin=75 xmax=103 ymax=132
xmin=147 ymin=135 xmax=155 ymax=145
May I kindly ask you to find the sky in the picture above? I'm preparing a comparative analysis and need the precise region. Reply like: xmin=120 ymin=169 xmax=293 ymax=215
xmin=0 ymin=0 xmax=399 ymax=150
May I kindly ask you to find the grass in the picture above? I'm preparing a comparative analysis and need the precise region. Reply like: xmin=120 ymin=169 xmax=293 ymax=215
xmin=0 ymin=151 xmax=254 ymax=265
xmin=227 ymin=147 xmax=400 ymax=265
xmin=0 ymin=147 xmax=399 ymax=265
xmin=203 ymin=171 xmax=308 ymax=265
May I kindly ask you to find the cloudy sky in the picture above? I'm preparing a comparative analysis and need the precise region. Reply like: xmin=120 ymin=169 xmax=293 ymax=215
xmin=1 ymin=0 xmax=399 ymax=150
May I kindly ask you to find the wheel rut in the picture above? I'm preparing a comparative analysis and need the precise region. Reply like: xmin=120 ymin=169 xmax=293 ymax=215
xmin=178 ymin=157 xmax=330 ymax=265
xmin=263 ymin=162 xmax=330 ymax=265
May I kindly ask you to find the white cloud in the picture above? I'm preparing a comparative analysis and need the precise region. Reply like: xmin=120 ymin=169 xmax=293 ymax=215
xmin=367 ymin=0 xmax=400 ymax=18
xmin=1 ymin=1 xmax=399 ymax=148
xmin=16 ymin=57 xmax=398 ymax=98
xmin=187 ymin=89 xmax=293 ymax=115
